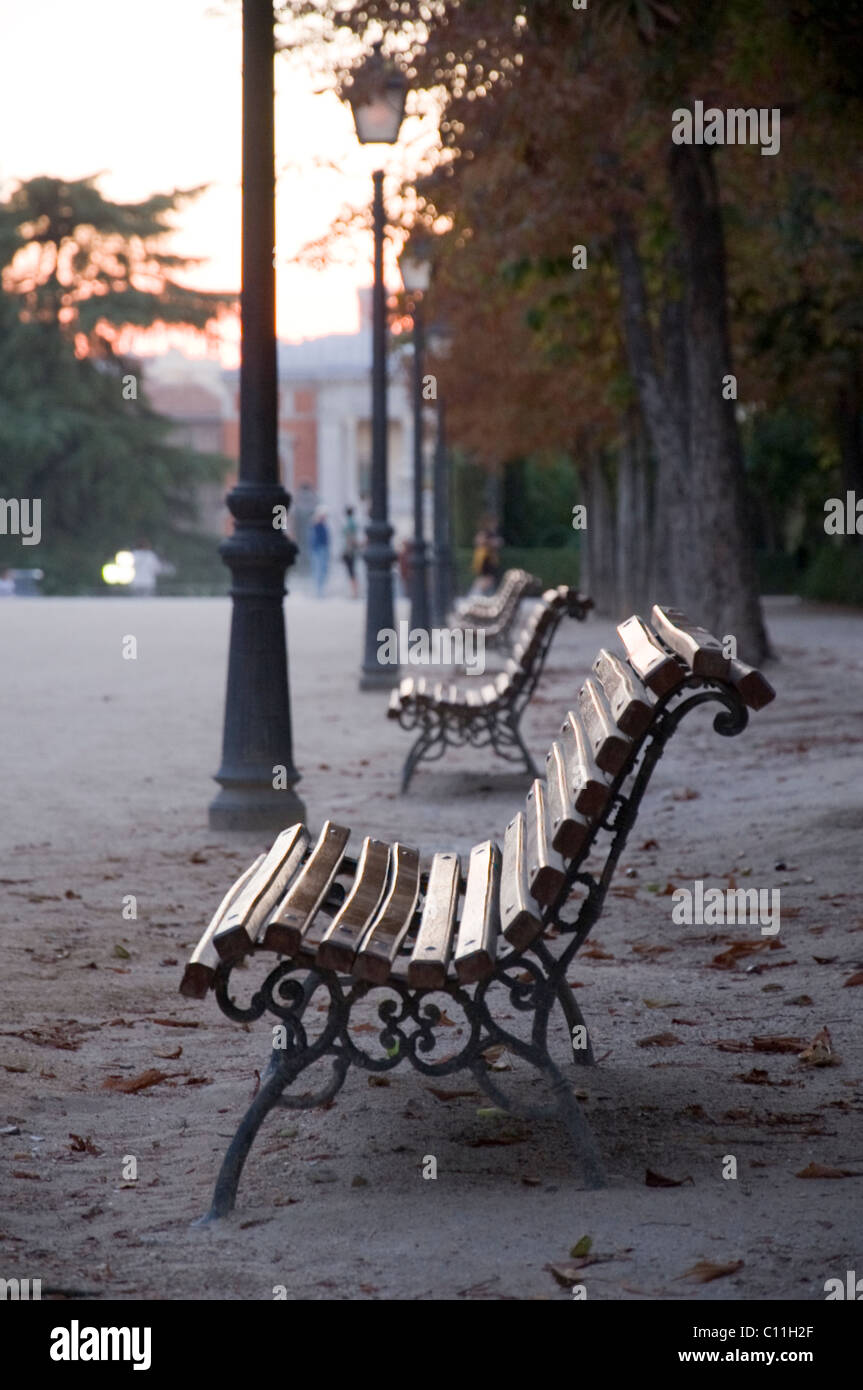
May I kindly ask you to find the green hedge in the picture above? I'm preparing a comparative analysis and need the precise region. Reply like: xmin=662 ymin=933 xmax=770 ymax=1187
xmin=453 ymin=545 xmax=581 ymax=596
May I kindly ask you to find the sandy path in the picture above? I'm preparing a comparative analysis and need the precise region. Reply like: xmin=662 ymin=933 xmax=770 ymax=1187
xmin=1 ymin=593 xmax=861 ymax=1300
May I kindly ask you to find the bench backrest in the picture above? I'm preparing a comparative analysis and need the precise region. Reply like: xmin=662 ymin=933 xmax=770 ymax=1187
xmin=498 ymin=605 xmax=774 ymax=951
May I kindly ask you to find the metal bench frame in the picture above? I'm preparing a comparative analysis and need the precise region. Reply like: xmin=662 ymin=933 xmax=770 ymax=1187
xmin=191 ymin=647 xmax=759 ymax=1222
xmin=390 ymin=586 xmax=592 ymax=792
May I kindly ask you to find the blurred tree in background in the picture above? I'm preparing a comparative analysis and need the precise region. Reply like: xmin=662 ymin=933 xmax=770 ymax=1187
xmin=280 ymin=0 xmax=863 ymax=655
xmin=0 ymin=176 xmax=233 ymax=591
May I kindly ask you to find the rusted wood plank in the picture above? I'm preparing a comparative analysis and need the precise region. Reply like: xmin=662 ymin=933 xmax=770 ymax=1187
xmin=352 ymin=843 xmax=422 ymax=983
xmin=453 ymin=841 xmax=501 ymax=983
xmin=314 ymin=837 xmax=392 ymax=975
xmin=651 ymin=605 xmax=730 ymax=681
xmin=577 ymin=676 xmax=633 ymax=776
xmin=544 ymin=739 xmax=591 ymax=861
xmin=500 ymin=813 xmax=544 ymax=951
xmin=213 ymin=824 xmax=309 ymax=961
xmin=180 ymin=853 xmax=266 ymax=998
xmin=559 ymin=711 xmax=612 ymax=822
xmin=523 ymin=778 xmax=568 ymax=905
xmin=407 ymin=853 xmax=461 ymax=990
xmin=592 ymin=647 xmax=656 ymax=739
xmin=262 ymin=821 xmax=351 ymax=956
xmin=617 ymin=614 xmax=685 ymax=696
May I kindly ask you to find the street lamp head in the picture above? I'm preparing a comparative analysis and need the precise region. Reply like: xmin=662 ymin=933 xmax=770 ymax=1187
xmin=400 ymin=244 xmax=432 ymax=294
xmin=347 ymin=41 xmax=408 ymax=145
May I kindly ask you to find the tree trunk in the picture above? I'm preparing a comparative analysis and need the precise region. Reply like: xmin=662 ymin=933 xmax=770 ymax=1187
xmin=581 ymin=451 xmax=617 ymax=614
xmin=667 ymin=143 xmax=769 ymax=663
xmin=615 ymin=410 xmax=652 ymax=616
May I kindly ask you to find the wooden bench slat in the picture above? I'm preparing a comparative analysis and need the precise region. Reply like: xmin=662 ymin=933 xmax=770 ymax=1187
xmin=544 ymin=740 xmax=591 ymax=860
xmin=180 ymin=853 xmax=266 ymax=998
xmin=453 ymin=841 xmax=501 ymax=983
xmin=577 ymin=676 xmax=633 ymax=777
xmin=524 ymin=778 xmax=568 ymax=905
xmin=559 ymin=710 xmax=613 ymax=821
xmin=352 ymin=844 xmax=422 ymax=983
xmin=651 ymin=605 xmax=730 ymax=681
xmin=500 ymin=812 xmax=544 ymax=950
xmin=314 ymin=837 xmax=392 ymax=974
xmin=592 ymin=648 xmax=656 ymax=739
xmin=262 ymin=821 xmax=351 ymax=956
xmin=213 ymin=824 xmax=309 ymax=961
xmin=729 ymin=657 xmax=775 ymax=711
xmin=617 ymin=614 xmax=685 ymax=696
xmin=407 ymin=853 xmax=461 ymax=990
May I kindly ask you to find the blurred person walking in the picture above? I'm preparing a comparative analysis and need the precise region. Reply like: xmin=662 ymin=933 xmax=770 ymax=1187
xmin=341 ymin=505 xmax=360 ymax=598
xmin=310 ymin=508 xmax=330 ymax=597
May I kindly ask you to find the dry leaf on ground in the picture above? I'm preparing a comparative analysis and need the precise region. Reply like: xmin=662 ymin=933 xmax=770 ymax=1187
xmin=645 ymin=1169 xmax=694 ymax=1188
xmin=681 ymin=1259 xmax=744 ymax=1283
xmin=102 ymin=1069 xmax=169 ymax=1094
xmin=798 ymin=1026 xmax=839 ymax=1067
xmin=795 ymin=1161 xmax=862 ymax=1179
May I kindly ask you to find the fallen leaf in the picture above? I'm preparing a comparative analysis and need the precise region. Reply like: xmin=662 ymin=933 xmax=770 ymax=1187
xmin=795 ymin=1162 xmax=862 ymax=1179
xmin=843 ymin=971 xmax=863 ymax=988
xmin=102 ymin=1069 xmax=169 ymax=1094
xmin=643 ymin=999 xmax=681 ymax=1009
xmin=672 ymin=787 xmax=699 ymax=801
xmin=646 ymin=1169 xmax=694 ymax=1188
xmin=637 ymin=1032 xmax=681 ymax=1048
xmin=798 ymin=1026 xmax=839 ymax=1067
xmin=752 ymin=1035 xmax=807 ymax=1054
xmin=521 ymin=1175 xmax=542 ymax=1187
xmin=680 ymin=1259 xmax=743 ymax=1283
xmin=113 ymin=944 xmax=131 ymax=960
xmin=581 ymin=943 xmax=614 ymax=960
xmin=68 ymin=1133 xmax=103 ymax=1155
xmin=368 ymin=1075 xmax=390 ymax=1087
xmin=482 ymin=1045 xmax=512 ymax=1071
xmin=149 ymin=1018 xmax=199 ymax=1029
xmin=734 ymin=1068 xmax=793 ymax=1087
xmin=350 ymin=1022 xmax=377 ymax=1034
xmin=153 ymin=1046 xmax=182 ymax=1060
xmin=570 ymin=1235 xmax=592 ymax=1257
xmin=640 ymin=839 xmax=659 ymax=851
xmin=812 ymin=956 xmax=837 ymax=965
xmin=709 ymin=940 xmax=779 ymax=970
xmin=12 ymin=1171 xmax=41 ymax=1180
xmin=426 ymin=1086 xmax=478 ymax=1102
xmin=631 ymin=942 xmax=672 ymax=958
xmin=546 ymin=1263 xmax=589 ymax=1287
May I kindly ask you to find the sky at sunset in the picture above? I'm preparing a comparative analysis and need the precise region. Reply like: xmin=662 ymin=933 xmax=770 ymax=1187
xmin=0 ymin=0 xmax=436 ymax=360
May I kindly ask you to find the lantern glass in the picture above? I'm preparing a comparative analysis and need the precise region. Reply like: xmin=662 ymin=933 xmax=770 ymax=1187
xmin=401 ymin=251 xmax=431 ymax=293
xmin=347 ymin=44 xmax=407 ymax=145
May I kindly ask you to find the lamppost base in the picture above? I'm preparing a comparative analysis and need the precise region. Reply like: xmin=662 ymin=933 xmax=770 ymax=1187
xmin=359 ymin=664 xmax=401 ymax=692
xmin=209 ymin=781 xmax=306 ymax=833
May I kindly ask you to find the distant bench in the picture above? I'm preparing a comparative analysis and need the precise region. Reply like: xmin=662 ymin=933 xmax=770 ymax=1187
xmin=181 ymin=603 xmax=774 ymax=1220
xmin=448 ymin=568 xmax=544 ymax=650
xmin=388 ymin=584 xmax=593 ymax=791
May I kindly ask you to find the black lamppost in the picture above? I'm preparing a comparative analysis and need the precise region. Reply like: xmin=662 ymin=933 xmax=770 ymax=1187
xmin=429 ymin=326 xmax=455 ymax=626
xmin=400 ymin=247 xmax=431 ymax=634
xmin=209 ymin=0 xmax=305 ymax=831
xmin=346 ymin=43 xmax=407 ymax=690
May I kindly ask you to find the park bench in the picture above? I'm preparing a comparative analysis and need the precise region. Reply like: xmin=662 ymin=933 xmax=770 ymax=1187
xmin=388 ymin=584 xmax=594 ymax=792
xmin=449 ymin=567 xmax=544 ymax=650
xmin=181 ymin=603 xmax=774 ymax=1220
